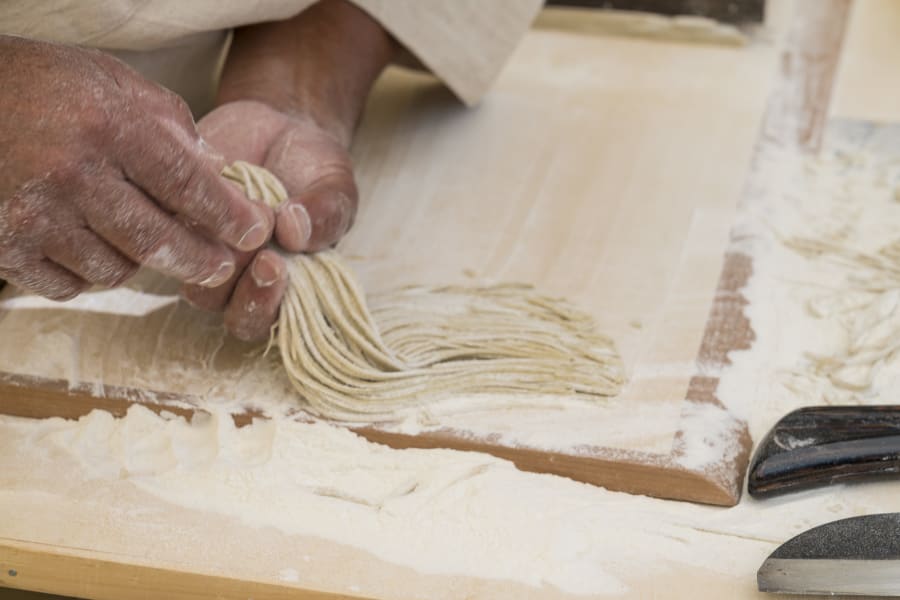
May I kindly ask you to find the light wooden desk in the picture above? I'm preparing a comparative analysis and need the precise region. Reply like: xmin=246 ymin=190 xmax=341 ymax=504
xmin=4 ymin=1 xmax=900 ymax=598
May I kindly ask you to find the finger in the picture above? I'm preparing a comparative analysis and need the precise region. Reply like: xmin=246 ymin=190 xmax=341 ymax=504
xmin=42 ymin=226 xmax=138 ymax=288
xmin=181 ymin=249 xmax=254 ymax=312
xmin=3 ymin=259 xmax=88 ymax=301
xmin=275 ymin=177 xmax=358 ymax=252
xmin=116 ymin=116 xmax=274 ymax=252
xmin=83 ymin=177 xmax=236 ymax=288
xmin=261 ymin=123 xmax=358 ymax=252
xmin=224 ymin=250 xmax=288 ymax=342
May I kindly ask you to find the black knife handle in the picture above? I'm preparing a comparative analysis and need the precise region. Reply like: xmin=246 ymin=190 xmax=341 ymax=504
xmin=748 ymin=406 xmax=900 ymax=498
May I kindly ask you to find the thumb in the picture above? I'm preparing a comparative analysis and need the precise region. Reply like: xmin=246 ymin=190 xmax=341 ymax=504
xmin=274 ymin=172 xmax=358 ymax=253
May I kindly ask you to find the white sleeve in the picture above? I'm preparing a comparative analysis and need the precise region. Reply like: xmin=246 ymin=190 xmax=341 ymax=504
xmin=350 ymin=0 xmax=543 ymax=106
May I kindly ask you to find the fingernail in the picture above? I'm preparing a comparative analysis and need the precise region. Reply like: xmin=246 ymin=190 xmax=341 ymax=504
xmin=237 ymin=221 xmax=268 ymax=251
xmin=288 ymin=204 xmax=312 ymax=249
xmin=335 ymin=191 xmax=352 ymax=236
xmin=251 ymin=253 xmax=281 ymax=288
xmin=199 ymin=261 xmax=234 ymax=288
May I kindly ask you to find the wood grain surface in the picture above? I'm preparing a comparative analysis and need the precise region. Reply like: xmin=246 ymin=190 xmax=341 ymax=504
xmin=0 ymin=25 xmax=779 ymax=506
xmin=831 ymin=0 xmax=900 ymax=122
xmin=0 ymin=1 xmax=869 ymax=598
xmin=1 ymin=540 xmax=353 ymax=600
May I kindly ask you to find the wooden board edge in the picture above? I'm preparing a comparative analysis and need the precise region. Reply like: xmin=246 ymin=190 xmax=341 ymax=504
xmin=356 ymin=426 xmax=744 ymax=506
xmin=0 ymin=372 xmax=199 ymax=422
xmin=0 ymin=538 xmax=359 ymax=600
xmin=674 ymin=0 xmax=854 ymax=504
xmin=675 ymin=250 xmax=755 ymax=505
xmin=0 ymin=371 xmax=743 ymax=505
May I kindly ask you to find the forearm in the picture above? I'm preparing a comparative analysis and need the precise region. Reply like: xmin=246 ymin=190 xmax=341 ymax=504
xmin=217 ymin=0 xmax=396 ymax=146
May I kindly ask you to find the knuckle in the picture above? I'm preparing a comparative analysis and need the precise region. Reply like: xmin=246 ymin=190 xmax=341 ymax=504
xmin=91 ymin=259 xmax=137 ymax=287
xmin=0 ymin=184 xmax=59 ymax=257
xmin=84 ymin=57 xmax=136 ymax=124
xmin=45 ymin=282 xmax=84 ymax=302
xmin=88 ymin=49 xmax=129 ymax=78
xmin=177 ymin=164 xmax=209 ymax=206
xmin=110 ymin=262 xmax=139 ymax=286
xmin=172 ymin=160 xmax=202 ymax=204
xmin=225 ymin=312 xmax=265 ymax=342
xmin=100 ymin=201 xmax=142 ymax=243
xmin=150 ymin=88 xmax=200 ymax=140
xmin=45 ymin=155 xmax=86 ymax=187
xmin=141 ymin=226 xmax=230 ymax=283
xmin=224 ymin=286 xmax=277 ymax=342
xmin=172 ymin=169 xmax=241 ymax=240
xmin=181 ymin=286 xmax=224 ymax=312
xmin=165 ymin=158 xmax=215 ymax=215
xmin=134 ymin=223 xmax=182 ymax=267
xmin=161 ymin=87 xmax=193 ymax=119
xmin=22 ymin=270 xmax=87 ymax=301
xmin=2 ymin=192 xmax=44 ymax=238
xmin=81 ymin=103 xmax=116 ymax=140
xmin=142 ymin=241 xmax=178 ymax=271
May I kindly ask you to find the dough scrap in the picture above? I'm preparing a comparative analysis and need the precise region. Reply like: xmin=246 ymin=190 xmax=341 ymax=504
xmin=223 ymin=161 xmax=624 ymax=422
xmin=787 ymin=234 xmax=900 ymax=391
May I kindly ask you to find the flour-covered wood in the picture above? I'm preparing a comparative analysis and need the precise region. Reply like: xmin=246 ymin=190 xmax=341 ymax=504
xmin=0 ymin=27 xmax=781 ymax=506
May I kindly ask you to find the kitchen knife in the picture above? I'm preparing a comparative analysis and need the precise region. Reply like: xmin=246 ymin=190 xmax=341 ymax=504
xmin=545 ymin=0 xmax=765 ymax=24
xmin=758 ymin=513 xmax=900 ymax=596
xmin=748 ymin=405 xmax=900 ymax=498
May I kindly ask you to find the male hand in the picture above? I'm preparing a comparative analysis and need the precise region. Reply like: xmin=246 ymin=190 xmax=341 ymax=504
xmin=0 ymin=36 xmax=273 ymax=301
xmin=181 ymin=0 xmax=393 ymax=341
xmin=182 ymin=100 xmax=358 ymax=341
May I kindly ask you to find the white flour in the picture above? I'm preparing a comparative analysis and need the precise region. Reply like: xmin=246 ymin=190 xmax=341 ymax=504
xmin=4 ymin=122 xmax=900 ymax=596
xmin=0 ymin=287 xmax=178 ymax=316
xmin=720 ymin=122 xmax=900 ymax=437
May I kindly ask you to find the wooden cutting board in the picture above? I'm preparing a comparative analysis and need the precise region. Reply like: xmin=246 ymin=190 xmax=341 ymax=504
xmin=0 ymin=22 xmax=785 ymax=507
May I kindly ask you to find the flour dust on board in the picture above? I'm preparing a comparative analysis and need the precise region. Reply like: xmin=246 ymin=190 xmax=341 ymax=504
xmin=768 ymin=130 xmax=900 ymax=400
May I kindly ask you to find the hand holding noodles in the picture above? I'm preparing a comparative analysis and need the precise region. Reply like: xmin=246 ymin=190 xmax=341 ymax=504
xmin=223 ymin=161 xmax=624 ymax=422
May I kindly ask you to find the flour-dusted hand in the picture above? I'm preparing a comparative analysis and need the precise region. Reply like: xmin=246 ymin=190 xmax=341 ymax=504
xmin=0 ymin=36 xmax=274 ymax=300
xmin=182 ymin=100 xmax=358 ymax=341
xmin=180 ymin=0 xmax=395 ymax=342
xmin=201 ymin=100 xmax=358 ymax=254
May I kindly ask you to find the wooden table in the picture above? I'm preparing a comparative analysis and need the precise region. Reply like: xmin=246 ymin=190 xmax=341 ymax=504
xmin=4 ymin=1 xmax=900 ymax=598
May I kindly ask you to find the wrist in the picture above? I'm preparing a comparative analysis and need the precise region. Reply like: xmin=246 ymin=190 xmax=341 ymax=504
xmin=216 ymin=0 xmax=395 ymax=147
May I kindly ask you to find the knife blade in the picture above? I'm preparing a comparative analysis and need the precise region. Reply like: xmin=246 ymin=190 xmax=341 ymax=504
xmin=758 ymin=513 xmax=900 ymax=596
xmin=748 ymin=405 xmax=900 ymax=498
